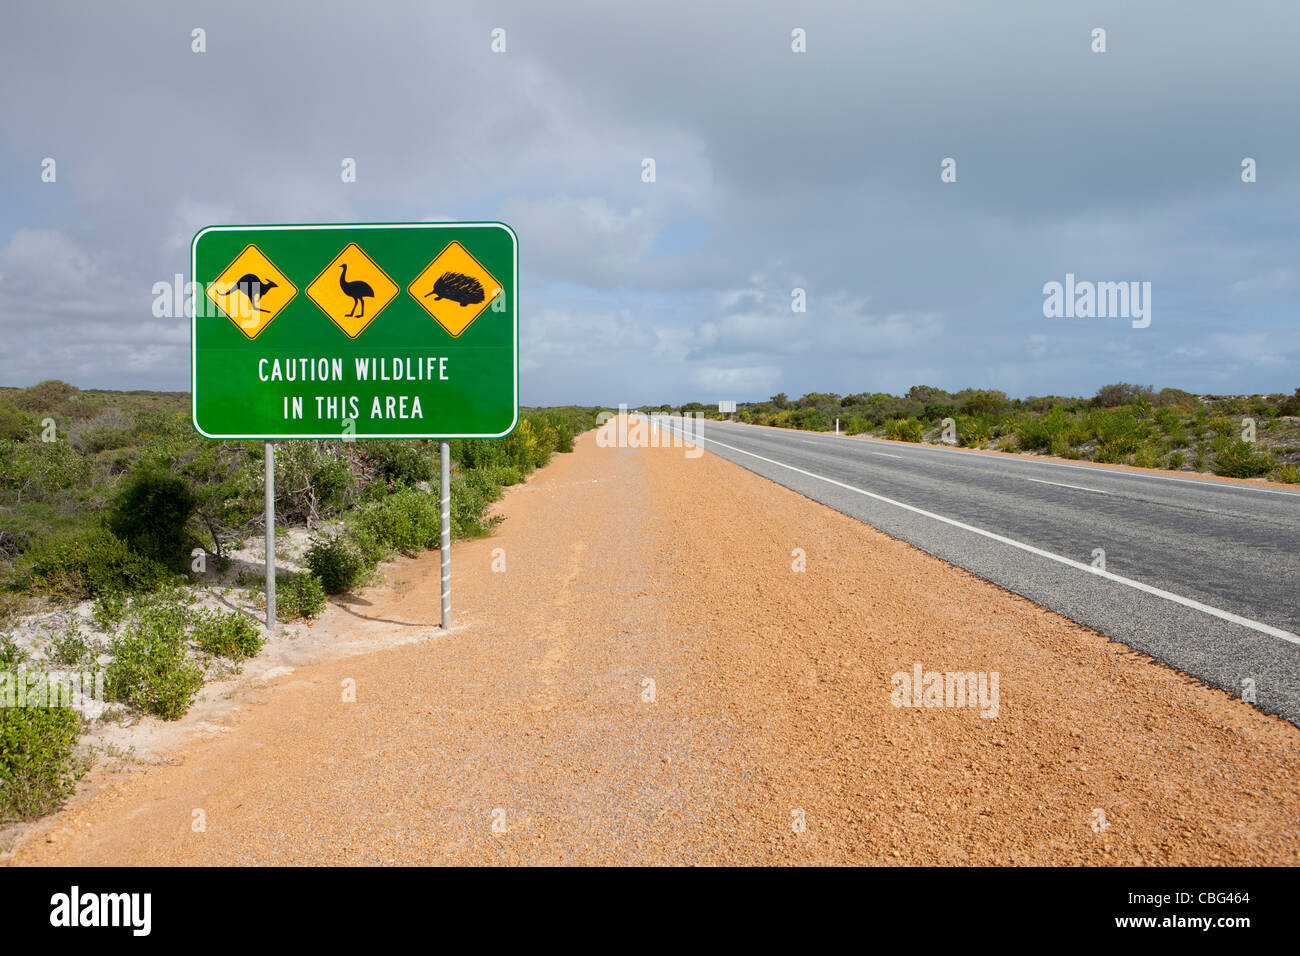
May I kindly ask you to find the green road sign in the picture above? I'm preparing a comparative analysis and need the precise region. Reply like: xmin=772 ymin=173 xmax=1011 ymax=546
xmin=191 ymin=222 xmax=518 ymax=439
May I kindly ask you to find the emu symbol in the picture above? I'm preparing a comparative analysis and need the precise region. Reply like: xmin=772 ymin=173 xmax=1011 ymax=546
xmin=338 ymin=263 xmax=375 ymax=317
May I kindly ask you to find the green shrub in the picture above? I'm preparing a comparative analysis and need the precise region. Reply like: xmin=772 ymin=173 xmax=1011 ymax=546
xmin=105 ymin=609 xmax=204 ymax=720
xmin=1211 ymin=439 xmax=1273 ymax=478
xmin=351 ymin=487 xmax=441 ymax=557
xmin=1166 ymin=450 xmax=1186 ymax=470
xmin=0 ymin=698 xmax=83 ymax=821
xmin=1132 ymin=446 xmax=1160 ymax=469
xmin=272 ymin=442 xmax=355 ymax=524
xmin=1014 ymin=415 xmax=1054 ymax=451
xmin=305 ymin=535 xmax=368 ymax=594
xmin=452 ymin=470 xmax=506 ymax=539
xmin=180 ymin=443 xmax=263 ymax=559
xmin=1271 ymin=463 xmax=1300 ymax=485
xmin=0 ymin=438 xmax=91 ymax=499
xmin=790 ymin=408 xmax=832 ymax=431
xmin=1048 ymin=434 xmax=1073 ymax=458
xmin=191 ymin=608 xmax=263 ymax=661
xmin=1153 ymin=407 xmax=1182 ymax=432
xmin=92 ymin=590 xmax=129 ymax=632
xmin=1208 ymin=416 xmax=1236 ymax=438
xmin=0 ymin=400 xmax=36 ymax=441
xmin=486 ymin=464 xmax=524 ymax=487
xmin=28 ymin=527 xmax=175 ymax=599
xmin=957 ymin=416 xmax=992 ymax=447
xmin=0 ymin=634 xmax=26 ymax=666
xmin=106 ymin=468 xmax=196 ymax=571
xmin=104 ymin=590 xmax=200 ymax=718
xmin=362 ymin=441 xmax=437 ymax=485
xmin=958 ymin=390 xmax=1009 ymax=416
xmin=49 ymin=625 xmax=94 ymax=667
xmin=277 ymin=574 xmax=327 ymax=621
xmin=885 ymin=418 xmax=924 ymax=442
xmin=1091 ymin=409 xmax=1149 ymax=463
xmin=1016 ymin=408 xmax=1085 ymax=453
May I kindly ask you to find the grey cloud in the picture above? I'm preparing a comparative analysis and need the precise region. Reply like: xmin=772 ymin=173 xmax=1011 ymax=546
xmin=2 ymin=0 xmax=1297 ymax=404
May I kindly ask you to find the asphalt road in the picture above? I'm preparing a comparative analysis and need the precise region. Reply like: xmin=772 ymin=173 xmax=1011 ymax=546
xmin=653 ymin=416 xmax=1300 ymax=724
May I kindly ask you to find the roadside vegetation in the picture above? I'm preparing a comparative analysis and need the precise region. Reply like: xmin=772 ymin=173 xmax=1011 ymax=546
xmin=664 ymin=383 xmax=1300 ymax=484
xmin=0 ymin=380 xmax=601 ymax=823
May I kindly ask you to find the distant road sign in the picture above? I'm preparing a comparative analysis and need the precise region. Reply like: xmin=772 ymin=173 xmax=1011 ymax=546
xmin=719 ymin=400 xmax=737 ymax=413
xmin=192 ymin=222 xmax=518 ymax=439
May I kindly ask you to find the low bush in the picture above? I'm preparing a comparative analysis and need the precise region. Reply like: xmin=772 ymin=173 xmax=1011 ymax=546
xmin=27 ymin=527 xmax=175 ymax=599
xmin=1091 ymin=409 xmax=1149 ymax=463
xmin=276 ymin=574 xmax=327 ymax=621
xmin=790 ymin=408 xmax=832 ymax=431
xmin=305 ymin=535 xmax=368 ymax=594
xmin=1211 ymin=439 xmax=1273 ymax=478
xmin=1272 ymin=463 xmax=1300 ymax=485
xmin=885 ymin=418 xmax=924 ymax=442
xmin=48 ymin=626 xmax=94 ymax=667
xmin=351 ymin=487 xmax=441 ymax=558
xmin=1208 ymin=416 xmax=1237 ymax=439
xmin=362 ymin=441 xmax=437 ymax=486
xmin=91 ymin=590 xmax=129 ymax=632
xmin=0 ymin=698 xmax=83 ymax=822
xmin=0 ymin=400 xmax=36 ymax=441
xmin=1132 ymin=446 xmax=1160 ymax=469
xmin=957 ymin=416 xmax=992 ymax=447
xmin=273 ymin=442 xmax=355 ymax=524
xmin=1016 ymin=408 xmax=1086 ymax=453
xmin=0 ymin=634 xmax=24 ymax=666
xmin=191 ymin=608 xmax=263 ymax=661
xmin=106 ymin=468 xmax=196 ymax=572
xmin=452 ymin=471 xmax=505 ymax=539
xmin=104 ymin=595 xmax=203 ymax=720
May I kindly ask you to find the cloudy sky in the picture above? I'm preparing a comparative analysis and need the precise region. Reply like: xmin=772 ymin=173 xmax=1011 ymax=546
xmin=2 ymin=0 xmax=1297 ymax=406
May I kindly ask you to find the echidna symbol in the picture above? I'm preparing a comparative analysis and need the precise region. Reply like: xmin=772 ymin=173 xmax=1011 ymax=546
xmin=426 ymin=271 xmax=486 ymax=306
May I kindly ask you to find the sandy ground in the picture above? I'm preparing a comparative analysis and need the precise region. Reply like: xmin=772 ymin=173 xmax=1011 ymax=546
xmin=7 ymin=426 xmax=1298 ymax=865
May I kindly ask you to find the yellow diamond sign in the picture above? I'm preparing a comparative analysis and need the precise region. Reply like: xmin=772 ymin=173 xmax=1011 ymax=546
xmin=407 ymin=240 xmax=502 ymax=338
xmin=205 ymin=244 xmax=297 ymax=340
xmin=305 ymin=242 xmax=399 ymax=338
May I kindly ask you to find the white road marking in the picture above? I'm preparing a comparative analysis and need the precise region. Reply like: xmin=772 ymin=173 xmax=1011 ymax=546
xmin=1024 ymin=477 xmax=1109 ymax=495
xmin=714 ymin=420 xmax=1300 ymax=498
xmin=872 ymin=452 xmax=904 ymax=459
xmin=657 ymin=419 xmax=1300 ymax=647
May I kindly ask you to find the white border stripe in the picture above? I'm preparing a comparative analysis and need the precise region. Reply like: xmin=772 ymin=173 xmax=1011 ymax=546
xmin=1024 ymin=477 xmax=1109 ymax=495
xmin=658 ymin=419 xmax=1300 ymax=647
xmin=716 ymin=420 xmax=1300 ymax=498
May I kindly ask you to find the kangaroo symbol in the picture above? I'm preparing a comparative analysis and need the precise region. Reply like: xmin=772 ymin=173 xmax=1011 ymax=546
xmin=225 ymin=274 xmax=278 ymax=313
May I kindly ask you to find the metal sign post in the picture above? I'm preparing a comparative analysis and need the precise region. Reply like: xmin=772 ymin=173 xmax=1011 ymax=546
xmin=264 ymin=440 xmax=276 ymax=628
xmin=192 ymin=221 xmax=519 ymax=632
xmin=440 ymin=441 xmax=451 ymax=629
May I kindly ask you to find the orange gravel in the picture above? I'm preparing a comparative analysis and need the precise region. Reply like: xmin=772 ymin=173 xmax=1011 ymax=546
xmin=9 ymin=425 xmax=1299 ymax=865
